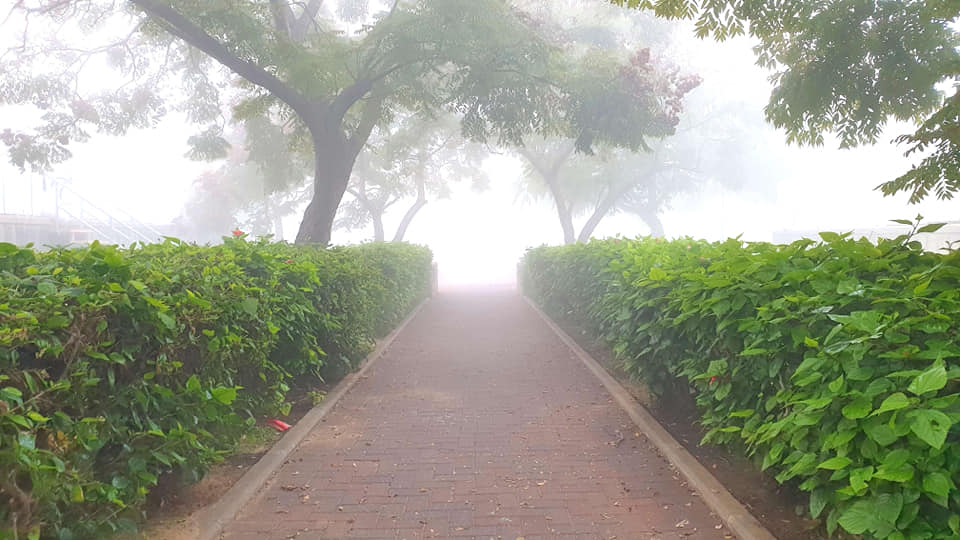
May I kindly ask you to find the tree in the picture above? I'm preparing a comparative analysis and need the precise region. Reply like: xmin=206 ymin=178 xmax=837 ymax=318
xmin=611 ymin=0 xmax=960 ymax=204
xmin=514 ymin=45 xmax=701 ymax=244
xmin=177 ymin=117 xmax=310 ymax=243
xmin=517 ymin=133 xmax=703 ymax=242
xmin=336 ymin=113 xmax=487 ymax=242
xmin=1 ymin=0 xmax=570 ymax=244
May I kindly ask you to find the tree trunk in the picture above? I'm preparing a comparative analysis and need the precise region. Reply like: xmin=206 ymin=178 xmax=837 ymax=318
xmin=131 ymin=1 xmax=381 ymax=246
xmin=518 ymin=143 xmax=577 ymax=245
xmin=295 ymin=124 xmax=357 ymax=245
xmin=639 ymin=207 xmax=665 ymax=238
xmin=372 ymin=213 xmax=385 ymax=242
xmin=391 ymin=200 xmax=426 ymax=242
xmin=577 ymin=198 xmax=614 ymax=244
xmin=392 ymin=177 xmax=427 ymax=243
xmin=273 ymin=213 xmax=284 ymax=240
xmin=542 ymin=174 xmax=576 ymax=245
xmin=576 ymin=177 xmax=649 ymax=243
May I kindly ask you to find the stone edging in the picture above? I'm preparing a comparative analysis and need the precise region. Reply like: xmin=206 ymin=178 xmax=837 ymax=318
xmin=523 ymin=295 xmax=777 ymax=540
xmin=195 ymin=297 xmax=431 ymax=540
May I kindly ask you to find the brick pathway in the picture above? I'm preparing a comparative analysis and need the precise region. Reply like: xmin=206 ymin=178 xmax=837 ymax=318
xmin=222 ymin=290 xmax=733 ymax=540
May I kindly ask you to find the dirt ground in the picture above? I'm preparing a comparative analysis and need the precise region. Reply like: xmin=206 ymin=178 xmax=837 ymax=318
xmin=139 ymin=388 xmax=322 ymax=540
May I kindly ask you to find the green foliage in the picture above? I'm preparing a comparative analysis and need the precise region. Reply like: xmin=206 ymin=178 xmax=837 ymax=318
xmin=523 ymin=225 xmax=960 ymax=538
xmin=0 ymin=238 xmax=431 ymax=538
xmin=611 ymin=0 xmax=960 ymax=204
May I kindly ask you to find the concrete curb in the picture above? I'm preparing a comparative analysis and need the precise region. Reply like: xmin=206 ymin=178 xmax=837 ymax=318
xmin=196 ymin=298 xmax=431 ymax=540
xmin=523 ymin=296 xmax=777 ymax=540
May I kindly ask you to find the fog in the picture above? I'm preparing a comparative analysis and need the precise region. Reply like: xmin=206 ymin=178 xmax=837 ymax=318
xmin=1 ymin=0 xmax=957 ymax=288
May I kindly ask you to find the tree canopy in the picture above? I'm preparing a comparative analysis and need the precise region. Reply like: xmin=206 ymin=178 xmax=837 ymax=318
xmin=1 ymin=0 xmax=574 ymax=244
xmin=612 ymin=0 xmax=960 ymax=203
xmin=508 ymin=2 xmax=703 ymax=244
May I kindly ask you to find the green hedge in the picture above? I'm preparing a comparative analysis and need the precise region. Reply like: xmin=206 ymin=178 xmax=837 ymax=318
xmin=0 ymin=237 xmax=432 ymax=539
xmin=522 ymin=229 xmax=960 ymax=539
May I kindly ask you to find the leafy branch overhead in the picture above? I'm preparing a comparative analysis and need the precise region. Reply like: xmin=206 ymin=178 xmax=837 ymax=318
xmin=612 ymin=0 xmax=960 ymax=203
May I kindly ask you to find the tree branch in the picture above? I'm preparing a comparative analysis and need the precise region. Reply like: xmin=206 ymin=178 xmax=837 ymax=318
xmin=130 ymin=0 xmax=315 ymax=120
xmin=348 ymin=93 xmax=385 ymax=154
xmin=577 ymin=172 xmax=648 ymax=243
xmin=392 ymin=180 xmax=427 ymax=243
xmin=329 ymin=78 xmax=374 ymax=123
xmin=269 ymin=0 xmax=295 ymax=38
xmin=291 ymin=0 xmax=324 ymax=42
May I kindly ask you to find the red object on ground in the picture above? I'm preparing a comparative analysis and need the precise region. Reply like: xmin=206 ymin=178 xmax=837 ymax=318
xmin=267 ymin=419 xmax=291 ymax=432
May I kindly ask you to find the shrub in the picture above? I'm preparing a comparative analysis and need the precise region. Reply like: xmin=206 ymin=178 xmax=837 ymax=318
xmin=522 ymin=226 xmax=960 ymax=539
xmin=0 ymin=237 xmax=432 ymax=539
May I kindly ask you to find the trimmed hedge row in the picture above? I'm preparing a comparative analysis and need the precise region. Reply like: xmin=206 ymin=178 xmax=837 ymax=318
xmin=522 ymin=230 xmax=960 ymax=539
xmin=0 ymin=237 xmax=432 ymax=539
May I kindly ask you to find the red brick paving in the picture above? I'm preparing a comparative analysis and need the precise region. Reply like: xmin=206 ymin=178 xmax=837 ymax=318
xmin=221 ymin=290 xmax=733 ymax=540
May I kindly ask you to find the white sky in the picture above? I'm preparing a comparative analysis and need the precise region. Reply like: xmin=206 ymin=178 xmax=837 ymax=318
xmin=1 ymin=15 xmax=957 ymax=287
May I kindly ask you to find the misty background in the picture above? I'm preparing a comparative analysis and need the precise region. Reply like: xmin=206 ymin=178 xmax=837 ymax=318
xmin=1 ymin=0 xmax=956 ymax=287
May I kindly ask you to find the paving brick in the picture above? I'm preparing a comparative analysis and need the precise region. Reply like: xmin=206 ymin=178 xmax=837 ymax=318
xmin=220 ymin=291 xmax=732 ymax=539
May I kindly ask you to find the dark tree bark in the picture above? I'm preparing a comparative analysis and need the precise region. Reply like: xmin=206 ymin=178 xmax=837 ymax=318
xmin=295 ymin=123 xmax=356 ymax=244
xmin=295 ymin=89 xmax=382 ymax=244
